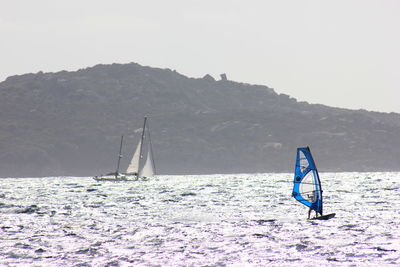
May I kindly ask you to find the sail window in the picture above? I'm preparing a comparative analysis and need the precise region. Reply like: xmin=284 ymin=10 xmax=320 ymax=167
xmin=299 ymin=150 xmax=309 ymax=173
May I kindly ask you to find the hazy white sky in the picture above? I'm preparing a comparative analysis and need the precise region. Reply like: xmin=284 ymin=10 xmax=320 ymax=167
xmin=1 ymin=0 xmax=399 ymax=113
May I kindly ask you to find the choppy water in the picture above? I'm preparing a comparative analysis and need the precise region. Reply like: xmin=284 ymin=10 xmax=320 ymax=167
xmin=0 ymin=172 xmax=399 ymax=266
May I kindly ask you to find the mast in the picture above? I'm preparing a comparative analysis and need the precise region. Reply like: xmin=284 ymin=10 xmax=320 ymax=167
xmin=115 ymin=135 xmax=124 ymax=178
xmin=138 ymin=116 xmax=147 ymax=178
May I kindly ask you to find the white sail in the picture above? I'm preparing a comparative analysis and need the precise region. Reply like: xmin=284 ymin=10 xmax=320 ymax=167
xmin=126 ymin=140 xmax=141 ymax=174
xmin=139 ymin=145 xmax=155 ymax=178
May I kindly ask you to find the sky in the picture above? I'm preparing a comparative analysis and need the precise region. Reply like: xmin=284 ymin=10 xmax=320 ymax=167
xmin=1 ymin=0 xmax=399 ymax=113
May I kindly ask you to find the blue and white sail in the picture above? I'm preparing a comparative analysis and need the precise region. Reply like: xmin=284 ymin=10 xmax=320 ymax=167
xmin=292 ymin=147 xmax=323 ymax=215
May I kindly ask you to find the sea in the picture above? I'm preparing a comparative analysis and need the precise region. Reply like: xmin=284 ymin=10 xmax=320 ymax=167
xmin=0 ymin=172 xmax=399 ymax=266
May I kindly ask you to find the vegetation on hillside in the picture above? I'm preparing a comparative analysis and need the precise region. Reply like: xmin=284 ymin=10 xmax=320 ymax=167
xmin=1 ymin=63 xmax=399 ymax=177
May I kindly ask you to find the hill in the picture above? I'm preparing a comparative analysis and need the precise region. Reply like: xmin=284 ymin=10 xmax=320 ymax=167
xmin=1 ymin=62 xmax=400 ymax=177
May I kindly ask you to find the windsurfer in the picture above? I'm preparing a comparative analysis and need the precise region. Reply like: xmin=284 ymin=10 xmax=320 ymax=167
xmin=307 ymin=192 xmax=321 ymax=219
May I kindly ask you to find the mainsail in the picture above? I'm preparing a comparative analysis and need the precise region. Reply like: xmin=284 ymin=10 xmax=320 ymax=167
xmin=126 ymin=116 xmax=156 ymax=179
xmin=292 ymin=147 xmax=323 ymax=215
xmin=126 ymin=140 xmax=141 ymax=174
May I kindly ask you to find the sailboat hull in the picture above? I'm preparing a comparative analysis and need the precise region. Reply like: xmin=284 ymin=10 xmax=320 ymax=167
xmin=310 ymin=213 xmax=336 ymax=220
xmin=93 ymin=175 xmax=128 ymax=181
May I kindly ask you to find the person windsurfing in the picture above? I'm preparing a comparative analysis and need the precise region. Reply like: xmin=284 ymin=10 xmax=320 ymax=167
xmin=307 ymin=191 xmax=321 ymax=219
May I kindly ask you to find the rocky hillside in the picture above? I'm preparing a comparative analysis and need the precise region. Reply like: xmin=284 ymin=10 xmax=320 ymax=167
xmin=1 ymin=62 xmax=399 ymax=177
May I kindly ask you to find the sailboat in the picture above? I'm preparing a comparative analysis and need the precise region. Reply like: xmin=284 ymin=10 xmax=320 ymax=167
xmin=292 ymin=147 xmax=335 ymax=220
xmin=93 ymin=135 xmax=128 ymax=181
xmin=93 ymin=116 xmax=156 ymax=181
xmin=125 ymin=116 xmax=156 ymax=180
